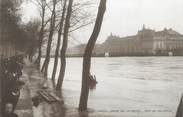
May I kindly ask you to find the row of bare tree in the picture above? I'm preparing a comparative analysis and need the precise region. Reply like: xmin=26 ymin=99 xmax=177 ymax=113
xmin=26 ymin=0 xmax=106 ymax=111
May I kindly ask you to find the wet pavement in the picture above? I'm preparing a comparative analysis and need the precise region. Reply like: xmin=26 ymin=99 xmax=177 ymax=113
xmin=14 ymin=66 xmax=33 ymax=117
xmin=15 ymin=59 xmax=65 ymax=117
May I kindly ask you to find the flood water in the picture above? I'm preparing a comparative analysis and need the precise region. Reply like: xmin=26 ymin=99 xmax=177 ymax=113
xmin=46 ymin=57 xmax=183 ymax=117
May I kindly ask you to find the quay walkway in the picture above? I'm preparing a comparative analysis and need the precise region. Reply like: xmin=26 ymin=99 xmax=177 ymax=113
xmin=15 ymin=60 xmax=65 ymax=117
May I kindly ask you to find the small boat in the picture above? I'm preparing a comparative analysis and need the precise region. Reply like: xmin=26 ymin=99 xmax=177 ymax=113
xmin=89 ymin=75 xmax=98 ymax=89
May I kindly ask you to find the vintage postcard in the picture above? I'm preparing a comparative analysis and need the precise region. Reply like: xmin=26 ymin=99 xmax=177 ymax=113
xmin=0 ymin=0 xmax=183 ymax=117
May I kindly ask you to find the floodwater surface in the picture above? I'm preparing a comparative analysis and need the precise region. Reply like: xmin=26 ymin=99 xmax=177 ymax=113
xmin=46 ymin=57 xmax=183 ymax=117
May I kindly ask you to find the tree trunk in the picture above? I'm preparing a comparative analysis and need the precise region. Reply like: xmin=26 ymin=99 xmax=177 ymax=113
xmin=56 ymin=0 xmax=73 ymax=90
xmin=33 ymin=0 xmax=46 ymax=70
xmin=79 ymin=0 xmax=107 ymax=111
xmin=37 ymin=17 xmax=45 ymax=69
xmin=51 ymin=0 xmax=67 ymax=81
xmin=41 ymin=0 xmax=57 ymax=76
xmin=176 ymin=95 xmax=183 ymax=117
xmin=36 ymin=4 xmax=45 ymax=70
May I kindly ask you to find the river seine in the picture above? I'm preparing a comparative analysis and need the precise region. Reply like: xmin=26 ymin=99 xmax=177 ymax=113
xmin=46 ymin=57 xmax=183 ymax=117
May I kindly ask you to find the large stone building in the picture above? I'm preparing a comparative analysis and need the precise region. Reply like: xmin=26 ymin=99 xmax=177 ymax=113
xmin=101 ymin=25 xmax=183 ymax=56
xmin=66 ymin=25 xmax=183 ymax=57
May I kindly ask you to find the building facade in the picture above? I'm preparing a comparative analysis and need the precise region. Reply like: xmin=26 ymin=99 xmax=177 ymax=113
xmin=102 ymin=25 xmax=183 ymax=56
xmin=66 ymin=25 xmax=183 ymax=57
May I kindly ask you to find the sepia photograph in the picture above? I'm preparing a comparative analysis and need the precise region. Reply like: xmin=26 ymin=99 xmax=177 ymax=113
xmin=1 ymin=0 xmax=183 ymax=117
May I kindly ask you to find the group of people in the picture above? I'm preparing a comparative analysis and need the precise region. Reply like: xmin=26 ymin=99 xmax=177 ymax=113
xmin=1 ymin=55 xmax=25 ymax=117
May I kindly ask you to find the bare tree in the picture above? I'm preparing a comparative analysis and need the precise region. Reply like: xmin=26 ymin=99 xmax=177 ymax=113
xmin=34 ymin=0 xmax=47 ymax=69
xmin=79 ymin=0 xmax=107 ymax=111
xmin=176 ymin=95 xmax=183 ymax=117
xmin=41 ymin=0 xmax=57 ymax=76
xmin=24 ymin=20 xmax=40 ymax=62
xmin=56 ymin=0 xmax=73 ymax=90
xmin=51 ymin=0 xmax=67 ymax=81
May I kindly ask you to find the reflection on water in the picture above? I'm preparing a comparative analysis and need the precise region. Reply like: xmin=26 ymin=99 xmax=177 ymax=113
xmin=46 ymin=57 xmax=183 ymax=117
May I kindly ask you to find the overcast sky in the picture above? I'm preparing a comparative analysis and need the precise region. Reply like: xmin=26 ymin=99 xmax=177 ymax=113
xmin=21 ymin=0 xmax=183 ymax=44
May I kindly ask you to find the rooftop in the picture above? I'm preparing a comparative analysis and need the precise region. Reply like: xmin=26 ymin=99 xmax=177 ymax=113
xmin=106 ymin=25 xmax=183 ymax=41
